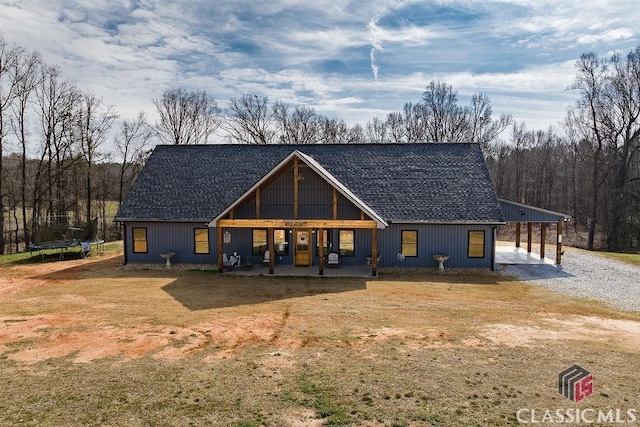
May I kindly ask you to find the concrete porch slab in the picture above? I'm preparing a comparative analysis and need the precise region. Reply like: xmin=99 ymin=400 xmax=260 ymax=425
xmin=495 ymin=245 xmax=557 ymax=265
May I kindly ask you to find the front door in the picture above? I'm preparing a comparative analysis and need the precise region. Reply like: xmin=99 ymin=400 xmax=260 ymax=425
xmin=294 ymin=229 xmax=311 ymax=266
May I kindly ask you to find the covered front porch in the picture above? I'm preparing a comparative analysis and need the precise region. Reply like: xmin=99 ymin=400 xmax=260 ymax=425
xmin=209 ymin=151 xmax=387 ymax=277
xmin=214 ymin=219 xmax=381 ymax=277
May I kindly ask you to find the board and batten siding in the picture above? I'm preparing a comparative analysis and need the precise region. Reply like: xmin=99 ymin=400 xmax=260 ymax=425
xmin=124 ymin=222 xmax=496 ymax=269
xmin=234 ymin=163 xmax=362 ymax=220
xmin=376 ymin=224 xmax=495 ymax=269
xmin=125 ymin=222 xmax=215 ymax=264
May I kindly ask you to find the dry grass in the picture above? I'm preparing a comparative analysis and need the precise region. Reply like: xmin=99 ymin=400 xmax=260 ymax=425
xmin=1 ymin=244 xmax=639 ymax=426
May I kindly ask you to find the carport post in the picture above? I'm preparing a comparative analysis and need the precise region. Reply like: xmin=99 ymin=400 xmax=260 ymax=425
xmin=556 ymin=220 xmax=563 ymax=265
xmin=540 ymin=223 xmax=546 ymax=259
xmin=515 ymin=222 xmax=521 ymax=248
xmin=527 ymin=222 xmax=532 ymax=253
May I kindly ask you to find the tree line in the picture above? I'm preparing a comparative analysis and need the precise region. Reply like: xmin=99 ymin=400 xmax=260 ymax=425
xmin=1 ymin=32 xmax=639 ymax=253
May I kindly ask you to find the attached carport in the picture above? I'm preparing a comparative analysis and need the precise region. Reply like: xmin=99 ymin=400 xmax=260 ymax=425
xmin=498 ymin=199 xmax=572 ymax=265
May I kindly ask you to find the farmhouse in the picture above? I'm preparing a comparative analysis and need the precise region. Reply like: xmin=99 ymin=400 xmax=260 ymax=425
xmin=114 ymin=143 xmax=568 ymax=275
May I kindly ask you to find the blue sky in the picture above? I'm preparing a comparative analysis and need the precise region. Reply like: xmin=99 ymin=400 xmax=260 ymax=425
xmin=1 ymin=0 xmax=639 ymax=138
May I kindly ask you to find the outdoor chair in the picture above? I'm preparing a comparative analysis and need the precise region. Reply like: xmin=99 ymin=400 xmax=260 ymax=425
xmin=262 ymin=250 xmax=270 ymax=266
xmin=327 ymin=252 xmax=340 ymax=267
xmin=223 ymin=253 xmax=239 ymax=270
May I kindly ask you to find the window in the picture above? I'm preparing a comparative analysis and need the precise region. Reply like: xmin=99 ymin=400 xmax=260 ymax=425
xmin=468 ymin=230 xmax=485 ymax=258
xmin=316 ymin=229 xmax=333 ymax=255
xmin=252 ymin=229 xmax=267 ymax=255
xmin=338 ymin=230 xmax=354 ymax=256
xmin=274 ymin=229 xmax=289 ymax=256
xmin=132 ymin=227 xmax=147 ymax=253
xmin=194 ymin=228 xmax=209 ymax=254
xmin=401 ymin=230 xmax=418 ymax=257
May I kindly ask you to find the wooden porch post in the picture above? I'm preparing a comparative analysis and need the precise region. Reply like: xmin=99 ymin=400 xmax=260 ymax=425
xmin=540 ymin=223 xmax=546 ymax=259
xmin=556 ymin=220 xmax=563 ymax=265
xmin=527 ymin=222 xmax=532 ymax=253
xmin=318 ymin=228 xmax=324 ymax=276
xmin=217 ymin=226 xmax=224 ymax=272
xmin=268 ymin=228 xmax=274 ymax=275
xmin=371 ymin=228 xmax=378 ymax=277
xmin=515 ymin=222 xmax=521 ymax=248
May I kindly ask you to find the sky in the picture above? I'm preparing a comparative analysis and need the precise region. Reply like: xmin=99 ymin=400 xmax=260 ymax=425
xmin=1 ymin=0 xmax=640 ymax=143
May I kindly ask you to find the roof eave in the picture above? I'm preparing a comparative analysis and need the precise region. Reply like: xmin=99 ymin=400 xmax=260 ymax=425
xmin=114 ymin=218 xmax=210 ymax=223
xmin=498 ymin=198 xmax=573 ymax=220
xmin=388 ymin=219 xmax=506 ymax=225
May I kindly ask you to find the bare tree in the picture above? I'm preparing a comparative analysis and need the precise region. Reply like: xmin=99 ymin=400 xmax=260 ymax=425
xmin=153 ymin=88 xmax=219 ymax=145
xmin=401 ymin=102 xmax=426 ymax=143
xmin=347 ymin=123 xmax=365 ymax=144
xmin=366 ymin=117 xmax=389 ymax=144
xmin=317 ymin=117 xmax=349 ymax=144
xmin=115 ymin=112 xmax=152 ymax=206
xmin=223 ymin=94 xmax=276 ymax=144
xmin=273 ymin=101 xmax=319 ymax=144
xmin=567 ymin=52 xmax=612 ymax=249
xmin=420 ymin=81 xmax=512 ymax=147
xmin=75 ymin=93 xmax=117 ymax=222
xmin=0 ymin=35 xmax=22 ymax=254
xmin=35 ymin=65 xmax=81 ymax=228
xmin=422 ymin=81 xmax=467 ymax=142
xmin=10 ymin=49 xmax=41 ymax=246
xmin=386 ymin=111 xmax=405 ymax=144
xmin=602 ymin=48 xmax=640 ymax=250
xmin=465 ymin=93 xmax=512 ymax=151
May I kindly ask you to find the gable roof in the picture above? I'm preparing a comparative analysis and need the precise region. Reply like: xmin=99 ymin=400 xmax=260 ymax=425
xmin=210 ymin=150 xmax=388 ymax=228
xmin=114 ymin=143 xmax=505 ymax=225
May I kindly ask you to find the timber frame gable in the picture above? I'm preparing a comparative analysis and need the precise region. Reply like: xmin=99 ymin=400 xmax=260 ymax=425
xmin=208 ymin=150 xmax=386 ymax=275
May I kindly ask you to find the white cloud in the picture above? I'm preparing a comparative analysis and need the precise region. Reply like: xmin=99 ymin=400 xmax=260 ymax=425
xmin=1 ymin=0 xmax=639 ymax=140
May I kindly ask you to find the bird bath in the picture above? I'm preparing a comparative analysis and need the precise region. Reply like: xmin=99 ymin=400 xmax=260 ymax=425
xmin=160 ymin=252 xmax=175 ymax=269
xmin=433 ymin=255 xmax=449 ymax=271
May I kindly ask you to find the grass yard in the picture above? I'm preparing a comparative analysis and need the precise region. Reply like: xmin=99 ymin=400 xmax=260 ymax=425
xmin=597 ymin=251 xmax=640 ymax=267
xmin=1 ymin=243 xmax=639 ymax=426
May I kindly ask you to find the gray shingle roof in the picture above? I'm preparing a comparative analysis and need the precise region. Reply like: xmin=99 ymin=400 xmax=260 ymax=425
xmin=114 ymin=143 xmax=505 ymax=224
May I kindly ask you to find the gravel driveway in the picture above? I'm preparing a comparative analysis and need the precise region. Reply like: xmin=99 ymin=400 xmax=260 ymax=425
xmin=502 ymin=247 xmax=640 ymax=312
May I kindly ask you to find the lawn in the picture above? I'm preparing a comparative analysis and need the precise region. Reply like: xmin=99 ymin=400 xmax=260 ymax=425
xmin=1 ymin=244 xmax=639 ymax=426
xmin=597 ymin=251 xmax=640 ymax=267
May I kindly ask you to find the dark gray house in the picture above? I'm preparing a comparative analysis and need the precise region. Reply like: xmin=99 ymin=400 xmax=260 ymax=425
xmin=114 ymin=143 xmax=508 ymax=275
